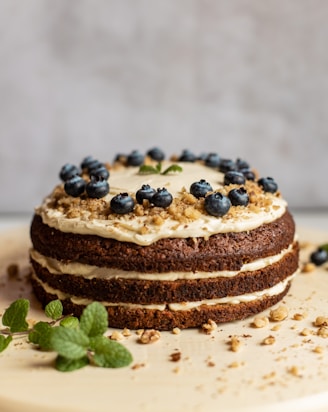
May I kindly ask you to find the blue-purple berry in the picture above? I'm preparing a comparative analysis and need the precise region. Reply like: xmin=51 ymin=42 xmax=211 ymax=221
xmin=86 ymin=176 xmax=109 ymax=198
xmin=258 ymin=177 xmax=278 ymax=193
xmin=179 ymin=149 xmax=196 ymax=162
xmin=219 ymin=159 xmax=237 ymax=173
xmin=310 ymin=248 xmax=328 ymax=266
xmin=59 ymin=164 xmax=81 ymax=182
xmin=136 ymin=184 xmax=156 ymax=204
xmin=127 ymin=150 xmax=144 ymax=166
xmin=110 ymin=193 xmax=135 ymax=214
xmin=205 ymin=153 xmax=221 ymax=168
xmin=228 ymin=187 xmax=249 ymax=206
xmin=152 ymin=188 xmax=173 ymax=208
xmin=224 ymin=171 xmax=246 ymax=185
xmin=204 ymin=192 xmax=231 ymax=217
xmin=147 ymin=147 xmax=165 ymax=161
xmin=64 ymin=176 xmax=86 ymax=197
xmin=190 ymin=179 xmax=213 ymax=198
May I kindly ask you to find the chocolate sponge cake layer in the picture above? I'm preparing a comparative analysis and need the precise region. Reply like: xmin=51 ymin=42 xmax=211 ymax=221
xmin=30 ymin=275 xmax=291 ymax=330
xmin=30 ymin=210 xmax=295 ymax=273
xmin=30 ymin=243 xmax=298 ymax=304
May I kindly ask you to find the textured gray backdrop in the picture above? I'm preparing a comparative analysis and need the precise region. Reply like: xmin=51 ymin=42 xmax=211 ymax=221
xmin=1 ymin=0 xmax=327 ymax=213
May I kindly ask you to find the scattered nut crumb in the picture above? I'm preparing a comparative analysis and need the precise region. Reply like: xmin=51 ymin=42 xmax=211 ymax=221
xmin=122 ymin=328 xmax=131 ymax=337
xmin=202 ymin=319 xmax=217 ymax=334
xmin=293 ymin=312 xmax=307 ymax=321
xmin=109 ymin=331 xmax=123 ymax=341
xmin=169 ymin=352 xmax=181 ymax=362
xmin=131 ymin=363 xmax=146 ymax=370
xmin=252 ymin=316 xmax=269 ymax=328
xmin=7 ymin=263 xmax=19 ymax=278
xmin=138 ymin=329 xmax=161 ymax=344
xmin=271 ymin=324 xmax=281 ymax=331
xmin=317 ymin=326 xmax=328 ymax=338
xmin=287 ymin=365 xmax=302 ymax=377
xmin=136 ymin=329 xmax=144 ymax=336
xmin=313 ymin=316 xmax=328 ymax=327
xmin=269 ymin=305 xmax=289 ymax=322
xmin=229 ymin=336 xmax=242 ymax=352
xmin=300 ymin=328 xmax=312 ymax=336
xmin=262 ymin=335 xmax=276 ymax=345
xmin=301 ymin=262 xmax=316 ymax=273
xmin=172 ymin=327 xmax=181 ymax=335
xmin=313 ymin=346 xmax=324 ymax=354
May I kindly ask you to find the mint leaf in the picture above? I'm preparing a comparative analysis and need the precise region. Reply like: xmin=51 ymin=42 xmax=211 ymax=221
xmin=55 ymin=355 xmax=89 ymax=372
xmin=162 ymin=164 xmax=183 ymax=175
xmin=0 ymin=335 xmax=12 ymax=352
xmin=91 ymin=336 xmax=133 ymax=368
xmin=79 ymin=302 xmax=108 ymax=338
xmin=2 ymin=299 xmax=29 ymax=333
xmin=51 ymin=327 xmax=89 ymax=360
xmin=139 ymin=164 xmax=160 ymax=174
xmin=28 ymin=321 xmax=54 ymax=351
xmin=320 ymin=243 xmax=328 ymax=253
xmin=45 ymin=300 xmax=63 ymax=320
xmin=60 ymin=316 xmax=79 ymax=329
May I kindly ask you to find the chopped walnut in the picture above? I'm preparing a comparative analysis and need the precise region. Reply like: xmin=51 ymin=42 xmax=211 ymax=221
xmin=138 ymin=329 xmax=161 ymax=344
xmin=169 ymin=352 xmax=181 ymax=362
xmin=252 ymin=316 xmax=269 ymax=328
xmin=301 ymin=262 xmax=316 ymax=273
xmin=269 ymin=305 xmax=289 ymax=322
xmin=172 ymin=327 xmax=181 ymax=335
xmin=300 ymin=328 xmax=312 ymax=336
xmin=313 ymin=346 xmax=324 ymax=354
xmin=313 ymin=316 xmax=328 ymax=327
xmin=287 ymin=365 xmax=302 ymax=377
xmin=292 ymin=312 xmax=307 ymax=321
xmin=7 ymin=263 xmax=19 ymax=278
xmin=122 ymin=328 xmax=131 ymax=337
xmin=109 ymin=331 xmax=123 ymax=341
xmin=229 ymin=336 xmax=242 ymax=352
xmin=317 ymin=326 xmax=328 ymax=338
xmin=262 ymin=335 xmax=276 ymax=345
xmin=202 ymin=319 xmax=217 ymax=334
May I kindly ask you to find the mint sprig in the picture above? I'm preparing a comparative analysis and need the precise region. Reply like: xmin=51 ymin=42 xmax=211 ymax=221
xmin=0 ymin=299 xmax=133 ymax=372
xmin=139 ymin=162 xmax=182 ymax=175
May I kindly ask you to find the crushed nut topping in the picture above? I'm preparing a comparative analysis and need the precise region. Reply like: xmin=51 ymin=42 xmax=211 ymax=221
xmin=138 ymin=329 xmax=161 ymax=344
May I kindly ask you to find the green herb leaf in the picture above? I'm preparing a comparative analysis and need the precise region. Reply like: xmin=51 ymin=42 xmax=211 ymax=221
xmin=2 ymin=299 xmax=29 ymax=333
xmin=28 ymin=321 xmax=54 ymax=351
xmin=0 ymin=335 xmax=12 ymax=352
xmin=55 ymin=355 xmax=89 ymax=372
xmin=51 ymin=327 xmax=89 ymax=360
xmin=162 ymin=164 xmax=183 ymax=175
xmin=45 ymin=300 xmax=63 ymax=320
xmin=320 ymin=243 xmax=328 ymax=253
xmin=90 ymin=336 xmax=133 ymax=368
xmin=60 ymin=316 xmax=80 ymax=329
xmin=138 ymin=164 xmax=160 ymax=174
xmin=79 ymin=302 xmax=108 ymax=338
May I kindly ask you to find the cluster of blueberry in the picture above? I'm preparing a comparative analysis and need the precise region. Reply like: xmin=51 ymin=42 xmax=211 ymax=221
xmin=189 ymin=171 xmax=278 ymax=217
xmin=60 ymin=157 xmax=110 ymax=198
xmin=59 ymin=149 xmax=279 ymax=217
xmin=310 ymin=246 xmax=328 ymax=266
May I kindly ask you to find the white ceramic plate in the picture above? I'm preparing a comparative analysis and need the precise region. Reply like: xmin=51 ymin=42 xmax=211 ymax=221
xmin=0 ymin=225 xmax=328 ymax=412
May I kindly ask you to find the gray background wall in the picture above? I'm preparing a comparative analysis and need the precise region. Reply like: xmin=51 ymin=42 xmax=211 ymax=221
xmin=1 ymin=0 xmax=327 ymax=214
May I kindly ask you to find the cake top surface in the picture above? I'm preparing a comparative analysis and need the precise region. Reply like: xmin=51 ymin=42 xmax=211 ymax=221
xmin=35 ymin=151 xmax=288 ymax=245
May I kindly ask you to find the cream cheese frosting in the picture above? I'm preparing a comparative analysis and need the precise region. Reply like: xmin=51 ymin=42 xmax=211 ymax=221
xmin=35 ymin=162 xmax=287 ymax=246
xmin=30 ymin=243 xmax=294 ymax=281
xmin=30 ymin=271 xmax=296 ymax=312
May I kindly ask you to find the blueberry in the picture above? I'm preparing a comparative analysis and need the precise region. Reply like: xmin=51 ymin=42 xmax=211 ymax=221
xmin=190 ymin=179 xmax=213 ymax=198
xmin=81 ymin=156 xmax=96 ymax=170
xmin=127 ymin=150 xmax=144 ymax=166
xmin=258 ymin=177 xmax=278 ymax=193
xmin=228 ymin=187 xmax=249 ymax=206
xmin=147 ymin=147 xmax=165 ymax=161
xmin=89 ymin=165 xmax=110 ymax=180
xmin=110 ymin=193 xmax=135 ymax=214
xmin=179 ymin=149 xmax=196 ymax=162
xmin=224 ymin=171 xmax=246 ymax=185
xmin=59 ymin=164 xmax=81 ymax=181
xmin=310 ymin=248 xmax=328 ymax=266
xmin=219 ymin=159 xmax=237 ymax=173
xmin=240 ymin=168 xmax=256 ymax=181
xmin=64 ymin=176 xmax=86 ymax=197
xmin=151 ymin=188 xmax=173 ymax=208
xmin=205 ymin=153 xmax=221 ymax=168
xmin=86 ymin=176 xmax=109 ymax=198
xmin=87 ymin=159 xmax=103 ymax=173
xmin=204 ymin=192 xmax=231 ymax=217
xmin=236 ymin=158 xmax=250 ymax=170
xmin=136 ymin=184 xmax=156 ymax=204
